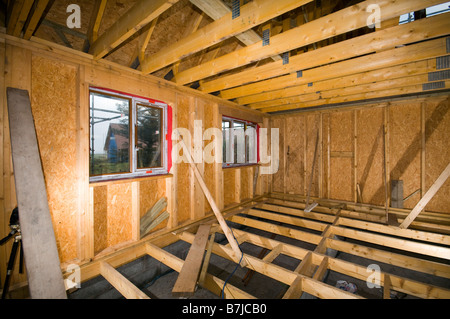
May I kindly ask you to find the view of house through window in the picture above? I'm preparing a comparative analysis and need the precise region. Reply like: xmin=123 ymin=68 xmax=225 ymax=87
xmin=222 ymin=117 xmax=257 ymax=167
xmin=89 ymin=88 xmax=166 ymax=181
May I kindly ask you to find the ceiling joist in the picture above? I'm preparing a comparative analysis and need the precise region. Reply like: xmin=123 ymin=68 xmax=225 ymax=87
xmin=200 ymin=12 xmax=450 ymax=95
xmin=140 ymin=0 xmax=312 ymax=74
xmin=89 ymin=0 xmax=179 ymax=60
xmin=174 ymin=0 xmax=445 ymax=87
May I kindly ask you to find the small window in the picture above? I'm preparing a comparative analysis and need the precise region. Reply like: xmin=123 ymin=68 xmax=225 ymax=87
xmin=222 ymin=116 xmax=258 ymax=167
xmin=89 ymin=88 xmax=168 ymax=182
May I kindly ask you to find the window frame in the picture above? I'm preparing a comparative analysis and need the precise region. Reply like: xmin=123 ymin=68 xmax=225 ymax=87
xmin=222 ymin=116 xmax=258 ymax=168
xmin=89 ymin=87 xmax=168 ymax=183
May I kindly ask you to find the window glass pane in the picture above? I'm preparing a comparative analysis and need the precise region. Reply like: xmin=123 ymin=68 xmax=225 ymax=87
xmin=137 ymin=104 xmax=162 ymax=169
xmin=233 ymin=122 xmax=245 ymax=164
xmin=90 ymin=92 xmax=130 ymax=176
xmin=246 ymin=124 xmax=257 ymax=163
xmin=222 ymin=120 xmax=231 ymax=163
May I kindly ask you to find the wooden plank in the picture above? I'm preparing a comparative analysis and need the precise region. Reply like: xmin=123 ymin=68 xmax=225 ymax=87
xmin=220 ymin=36 xmax=448 ymax=100
xmin=146 ymin=242 xmax=255 ymax=299
xmin=141 ymin=0 xmax=310 ymax=74
xmin=99 ymin=261 xmax=149 ymax=299
xmin=6 ymin=87 xmax=67 ymax=299
xmin=189 ymin=0 xmax=281 ymax=62
xmin=174 ymin=130 xmax=246 ymax=266
xmin=178 ymin=0 xmax=445 ymax=86
xmin=89 ymin=0 xmax=179 ymax=59
xmin=12 ymin=0 xmax=34 ymax=37
xmin=204 ymin=12 xmax=450 ymax=95
xmin=198 ymin=232 xmax=216 ymax=286
xmin=6 ymin=0 xmax=25 ymax=35
xmin=400 ymin=163 xmax=450 ymax=229
xmin=172 ymin=224 xmax=212 ymax=297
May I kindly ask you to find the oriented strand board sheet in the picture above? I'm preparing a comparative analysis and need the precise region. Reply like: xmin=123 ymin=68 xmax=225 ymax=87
xmin=285 ymin=115 xmax=305 ymax=195
xmin=271 ymin=117 xmax=285 ymax=193
xmin=106 ymin=183 xmax=133 ymax=247
xmin=31 ymin=55 xmax=78 ymax=262
xmin=356 ymin=107 xmax=384 ymax=206
xmin=389 ymin=103 xmax=421 ymax=209
xmin=322 ymin=113 xmax=330 ymax=198
xmin=223 ymin=168 xmax=236 ymax=207
xmin=140 ymin=178 xmax=167 ymax=233
xmin=94 ymin=186 xmax=108 ymax=254
xmin=306 ymin=114 xmax=321 ymax=198
xmin=330 ymin=111 xmax=354 ymax=202
xmin=240 ymin=166 xmax=252 ymax=201
xmin=425 ymin=98 xmax=450 ymax=213
xmin=176 ymin=94 xmax=192 ymax=225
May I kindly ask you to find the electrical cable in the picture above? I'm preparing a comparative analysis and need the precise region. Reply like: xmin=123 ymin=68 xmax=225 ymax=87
xmin=221 ymin=226 xmax=244 ymax=299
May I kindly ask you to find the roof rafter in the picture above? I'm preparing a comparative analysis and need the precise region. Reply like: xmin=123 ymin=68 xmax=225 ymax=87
xmin=140 ymin=0 xmax=312 ymax=74
xmin=199 ymin=12 xmax=450 ymax=94
xmin=173 ymin=0 xmax=446 ymax=86
xmin=89 ymin=0 xmax=180 ymax=60
xmin=189 ymin=0 xmax=281 ymax=62
xmin=220 ymin=36 xmax=449 ymax=100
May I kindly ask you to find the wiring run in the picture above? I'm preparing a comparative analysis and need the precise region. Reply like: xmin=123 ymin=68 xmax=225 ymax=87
xmin=221 ymin=226 xmax=244 ymax=299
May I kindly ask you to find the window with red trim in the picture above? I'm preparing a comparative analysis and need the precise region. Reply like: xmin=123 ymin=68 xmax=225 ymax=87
xmin=89 ymin=87 xmax=171 ymax=182
xmin=222 ymin=116 xmax=258 ymax=167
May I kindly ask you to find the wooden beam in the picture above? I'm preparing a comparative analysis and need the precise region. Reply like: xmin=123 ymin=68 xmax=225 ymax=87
xmin=189 ymin=0 xmax=281 ymax=62
xmin=176 ymin=0 xmax=445 ymax=86
xmin=261 ymin=80 xmax=450 ymax=113
xmin=89 ymin=0 xmax=179 ymax=60
xmin=6 ymin=0 xmax=25 ymax=35
xmin=99 ymin=262 xmax=150 ymax=299
xmin=174 ymin=130 xmax=246 ymax=266
xmin=218 ymin=33 xmax=449 ymax=100
xmin=141 ymin=0 xmax=311 ymax=74
xmin=400 ymin=163 xmax=450 ymax=229
xmin=23 ymin=0 xmax=51 ymax=40
xmin=241 ymin=58 xmax=437 ymax=106
xmin=12 ymin=0 xmax=34 ymax=37
xmin=172 ymin=224 xmax=212 ymax=297
xmin=146 ymin=243 xmax=255 ymax=299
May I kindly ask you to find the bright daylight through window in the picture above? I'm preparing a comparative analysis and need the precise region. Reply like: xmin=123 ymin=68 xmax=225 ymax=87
xmin=89 ymin=88 xmax=167 ymax=182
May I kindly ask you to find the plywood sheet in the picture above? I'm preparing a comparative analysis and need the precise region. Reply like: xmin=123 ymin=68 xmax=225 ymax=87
xmin=93 ymin=185 xmax=108 ymax=254
xmin=223 ymin=168 xmax=236 ymax=207
xmin=271 ymin=117 xmax=285 ymax=193
xmin=356 ymin=107 xmax=384 ymax=206
xmin=285 ymin=115 xmax=305 ymax=195
xmin=389 ymin=103 xmax=421 ymax=209
xmin=425 ymin=98 xmax=450 ymax=213
xmin=31 ymin=55 xmax=78 ymax=262
xmin=106 ymin=183 xmax=133 ymax=247
xmin=306 ymin=114 xmax=321 ymax=198
xmin=330 ymin=111 xmax=354 ymax=202
xmin=176 ymin=94 xmax=192 ymax=225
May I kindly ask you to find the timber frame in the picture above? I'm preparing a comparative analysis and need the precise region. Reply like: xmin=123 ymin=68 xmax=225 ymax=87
xmin=67 ymin=193 xmax=450 ymax=299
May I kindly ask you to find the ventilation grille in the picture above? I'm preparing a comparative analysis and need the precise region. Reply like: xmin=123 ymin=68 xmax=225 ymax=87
xmin=262 ymin=29 xmax=270 ymax=46
xmin=428 ymin=70 xmax=450 ymax=82
xmin=422 ymin=81 xmax=445 ymax=91
xmin=447 ymin=37 xmax=450 ymax=53
xmin=436 ymin=55 xmax=450 ymax=70
xmin=232 ymin=0 xmax=240 ymax=19
xmin=297 ymin=70 xmax=303 ymax=78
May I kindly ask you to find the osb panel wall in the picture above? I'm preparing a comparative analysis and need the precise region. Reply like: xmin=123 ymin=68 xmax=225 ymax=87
xmin=425 ymin=98 xmax=450 ymax=212
xmin=389 ymin=103 xmax=421 ymax=209
xmin=271 ymin=96 xmax=450 ymax=214
xmin=329 ymin=110 xmax=354 ymax=202
xmin=31 ymin=55 xmax=78 ymax=262
xmin=357 ymin=107 xmax=384 ymax=206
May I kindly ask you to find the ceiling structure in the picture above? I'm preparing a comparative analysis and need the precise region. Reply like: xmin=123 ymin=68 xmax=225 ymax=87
xmin=1 ymin=0 xmax=450 ymax=114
